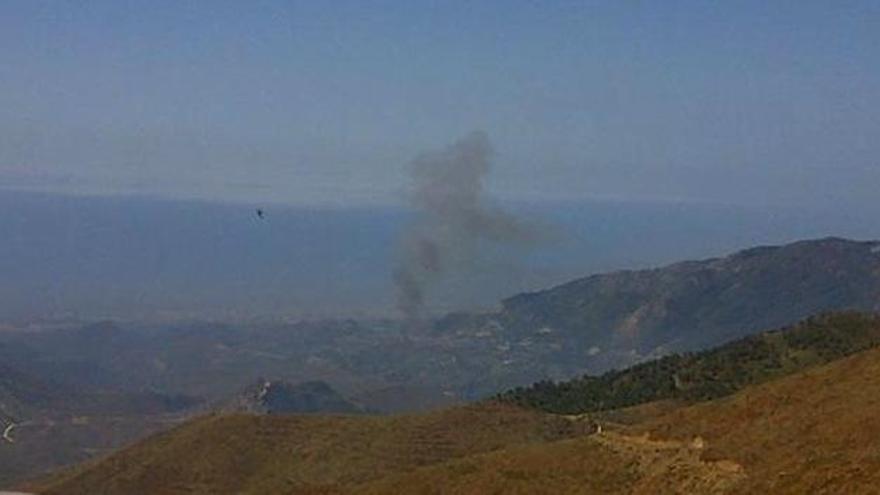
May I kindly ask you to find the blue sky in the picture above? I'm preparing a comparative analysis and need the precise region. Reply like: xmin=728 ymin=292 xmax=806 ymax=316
xmin=1 ymin=1 xmax=878 ymax=206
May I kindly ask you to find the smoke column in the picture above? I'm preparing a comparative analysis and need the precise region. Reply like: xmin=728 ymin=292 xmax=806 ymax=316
xmin=393 ymin=131 xmax=536 ymax=320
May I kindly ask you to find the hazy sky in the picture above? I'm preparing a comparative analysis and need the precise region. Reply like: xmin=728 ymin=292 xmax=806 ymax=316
xmin=2 ymin=1 xmax=878 ymax=207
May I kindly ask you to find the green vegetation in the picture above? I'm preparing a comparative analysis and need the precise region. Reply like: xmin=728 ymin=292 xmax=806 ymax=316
xmin=38 ymin=341 xmax=880 ymax=494
xmin=31 ymin=312 xmax=880 ymax=494
xmin=498 ymin=312 xmax=880 ymax=414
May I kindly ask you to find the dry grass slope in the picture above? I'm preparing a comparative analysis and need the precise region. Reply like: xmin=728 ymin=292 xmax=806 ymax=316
xmin=34 ymin=332 xmax=880 ymax=494
xmin=349 ymin=346 xmax=880 ymax=494
xmin=639 ymin=346 xmax=880 ymax=494
xmin=345 ymin=430 xmax=746 ymax=495
xmin=34 ymin=403 xmax=592 ymax=495
xmin=342 ymin=436 xmax=635 ymax=495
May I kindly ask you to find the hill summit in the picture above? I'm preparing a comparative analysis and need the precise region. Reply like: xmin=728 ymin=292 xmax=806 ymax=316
xmin=498 ymin=311 xmax=880 ymax=414
xmin=228 ymin=379 xmax=366 ymax=415
xmin=30 ymin=311 xmax=880 ymax=494
xmin=439 ymin=237 xmax=880 ymax=373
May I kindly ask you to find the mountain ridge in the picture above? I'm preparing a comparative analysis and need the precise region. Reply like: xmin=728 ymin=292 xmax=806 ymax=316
xmin=497 ymin=311 xmax=880 ymax=414
xmin=6 ymin=237 xmax=880 ymax=488
xmin=29 ymin=311 xmax=880 ymax=494
xmin=468 ymin=237 xmax=880 ymax=366
xmin=227 ymin=379 xmax=367 ymax=415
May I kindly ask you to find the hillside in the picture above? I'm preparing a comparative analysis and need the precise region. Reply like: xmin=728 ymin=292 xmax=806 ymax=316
xmin=498 ymin=312 xmax=880 ymax=414
xmin=6 ymin=238 xmax=880 ymax=414
xmin=0 ymin=363 xmax=70 ymax=422
xmin=454 ymin=237 xmax=880 ymax=371
xmin=32 ymin=312 xmax=880 ymax=494
xmin=228 ymin=379 xmax=367 ymax=415
xmin=7 ymin=238 xmax=880 ymax=488
xmin=635 ymin=344 xmax=880 ymax=493
xmin=33 ymin=403 xmax=593 ymax=495
xmin=347 ymin=343 xmax=880 ymax=494
xmin=0 ymin=355 xmax=198 ymax=488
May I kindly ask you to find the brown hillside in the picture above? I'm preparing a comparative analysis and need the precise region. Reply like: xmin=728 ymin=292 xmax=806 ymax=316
xmin=34 ymin=345 xmax=880 ymax=494
xmin=34 ymin=403 xmax=592 ymax=495
xmin=637 ymin=345 xmax=880 ymax=494
xmin=343 ymin=430 xmax=744 ymax=495
xmin=347 ymin=346 xmax=880 ymax=494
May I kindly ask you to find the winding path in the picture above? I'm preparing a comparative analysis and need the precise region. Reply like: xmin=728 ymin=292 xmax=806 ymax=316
xmin=2 ymin=422 xmax=16 ymax=443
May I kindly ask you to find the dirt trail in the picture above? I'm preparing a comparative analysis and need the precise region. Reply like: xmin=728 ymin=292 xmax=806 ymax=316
xmin=592 ymin=430 xmax=745 ymax=494
xmin=2 ymin=422 xmax=16 ymax=443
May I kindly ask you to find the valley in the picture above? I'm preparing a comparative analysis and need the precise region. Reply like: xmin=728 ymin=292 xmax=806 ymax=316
xmin=26 ymin=313 xmax=880 ymax=494
xmin=5 ymin=3 xmax=878 ymax=491
xmin=2 ymin=237 xmax=880 ymax=491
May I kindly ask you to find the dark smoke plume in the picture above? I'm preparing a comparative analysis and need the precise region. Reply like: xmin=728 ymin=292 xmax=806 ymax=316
xmin=394 ymin=131 xmax=536 ymax=320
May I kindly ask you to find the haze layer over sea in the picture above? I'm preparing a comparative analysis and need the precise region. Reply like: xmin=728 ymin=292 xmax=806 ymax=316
xmin=1 ymin=190 xmax=877 ymax=322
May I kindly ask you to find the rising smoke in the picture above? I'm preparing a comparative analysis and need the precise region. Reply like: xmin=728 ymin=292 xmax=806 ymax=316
xmin=393 ymin=131 xmax=537 ymax=320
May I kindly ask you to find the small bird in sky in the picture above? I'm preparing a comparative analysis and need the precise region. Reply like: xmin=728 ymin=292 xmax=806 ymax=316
xmin=256 ymin=208 xmax=265 ymax=219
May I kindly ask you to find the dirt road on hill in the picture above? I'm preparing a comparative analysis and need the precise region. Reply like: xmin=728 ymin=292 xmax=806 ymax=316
xmin=593 ymin=430 xmax=745 ymax=494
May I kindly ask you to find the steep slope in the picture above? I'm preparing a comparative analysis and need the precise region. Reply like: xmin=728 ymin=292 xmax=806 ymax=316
xmin=32 ymin=313 xmax=880 ymax=494
xmin=35 ymin=403 xmax=592 ymax=495
xmin=466 ymin=237 xmax=880 ymax=370
xmin=499 ymin=312 xmax=880 ymax=413
xmin=347 ymin=344 xmax=880 ymax=494
xmin=11 ymin=237 xmax=880 ymax=491
xmin=0 ymin=350 xmax=199 ymax=488
xmin=347 ymin=430 xmax=742 ymax=495
xmin=633 ymin=344 xmax=880 ymax=493
xmin=8 ymin=238 xmax=880 ymax=416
